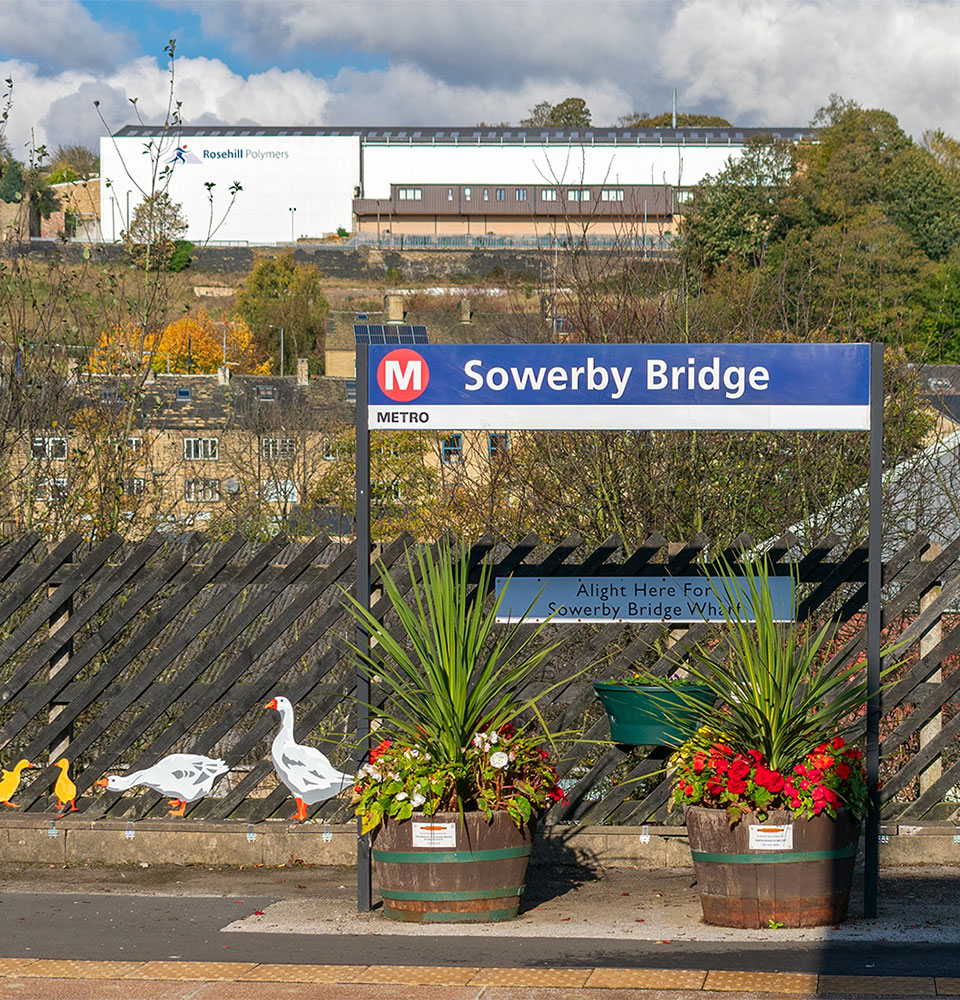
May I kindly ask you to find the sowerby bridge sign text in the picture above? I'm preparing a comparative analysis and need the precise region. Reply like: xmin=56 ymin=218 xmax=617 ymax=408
xmin=369 ymin=343 xmax=870 ymax=431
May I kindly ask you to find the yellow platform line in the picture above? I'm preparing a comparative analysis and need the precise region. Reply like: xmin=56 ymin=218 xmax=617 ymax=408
xmin=0 ymin=958 xmax=949 ymax=994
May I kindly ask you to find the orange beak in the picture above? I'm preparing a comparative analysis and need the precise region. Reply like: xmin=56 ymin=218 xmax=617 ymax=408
xmin=94 ymin=778 xmax=109 ymax=787
xmin=265 ymin=698 xmax=278 ymax=711
xmin=25 ymin=763 xmax=34 ymax=769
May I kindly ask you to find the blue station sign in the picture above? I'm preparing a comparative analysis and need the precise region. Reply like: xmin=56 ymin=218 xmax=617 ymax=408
xmin=494 ymin=575 xmax=795 ymax=624
xmin=367 ymin=343 xmax=870 ymax=430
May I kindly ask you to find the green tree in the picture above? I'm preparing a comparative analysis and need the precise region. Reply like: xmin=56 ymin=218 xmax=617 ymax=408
xmin=619 ymin=112 xmax=732 ymax=127
xmin=234 ymin=253 xmax=330 ymax=373
xmin=521 ymin=97 xmax=591 ymax=128
xmin=883 ymin=145 xmax=960 ymax=260
xmin=122 ymin=190 xmax=187 ymax=268
xmin=49 ymin=143 xmax=99 ymax=180
xmin=0 ymin=157 xmax=22 ymax=202
xmin=682 ymin=136 xmax=795 ymax=272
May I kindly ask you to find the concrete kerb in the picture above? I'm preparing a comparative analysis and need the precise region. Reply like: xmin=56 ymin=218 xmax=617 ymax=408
xmin=1 ymin=818 xmax=958 ymax=868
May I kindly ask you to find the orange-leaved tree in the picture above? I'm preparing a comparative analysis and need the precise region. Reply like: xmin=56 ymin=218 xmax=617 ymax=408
xmin=151 ymin=310 xmax=268 ymax=374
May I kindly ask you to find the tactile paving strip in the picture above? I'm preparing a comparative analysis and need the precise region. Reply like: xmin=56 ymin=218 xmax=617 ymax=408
xmin=19 ymin=960 xmax=145 ymax=979
xmin=468 ymin=968 xmax=591 ymax=987
xmin=351 ymin=965 xmax=480 ymax=985
xmin=124 ymin=961 xmax=258 ymax=980
xmin=239 ymin=964 xmax=368 ymax=983
xmin=706 ymin=970 xmax=819 ymax=993
xmin=585 ymin=967 xmax=707 ymax=990
xmin=818 ymin=974 xmax=938 ymax=996
xmin=0 ymin=959 xmax=38 ymax=976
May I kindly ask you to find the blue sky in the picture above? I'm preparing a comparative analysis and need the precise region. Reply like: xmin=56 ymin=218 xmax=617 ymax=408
xmin=1 ymin=1 xmax=959 ymax=155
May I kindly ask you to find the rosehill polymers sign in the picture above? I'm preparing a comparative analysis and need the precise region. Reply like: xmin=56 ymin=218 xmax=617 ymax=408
xmin=368 ymin=343 xmax=870 ymax=430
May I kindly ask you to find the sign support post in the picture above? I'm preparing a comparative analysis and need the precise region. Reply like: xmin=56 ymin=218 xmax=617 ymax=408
xmin=355 ymin=344 xmax=372 ymax=913
xmin=864 ymin=341 xmax=884 ymax=918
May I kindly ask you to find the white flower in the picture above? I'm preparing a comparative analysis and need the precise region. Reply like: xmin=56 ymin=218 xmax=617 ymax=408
xmin=490 ymin=751 xmax=510 ymax=770
xmin=489 ymin=732 xmax=499 ymax=744
xmin=483 ymin=742 xmax=491 ymax=752
xmin=411 ymin=792 xmax=426 ymax=807
xmin=359 ymin=764 xmax=382 ymax=781
xmin=395 ymin=791 xmax=409 ymax=801
xmin=472 ymin=733 xmax=486 ymax=748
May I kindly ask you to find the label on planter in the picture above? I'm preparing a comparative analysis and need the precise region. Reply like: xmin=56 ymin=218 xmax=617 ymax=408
xmin=412 ymin=822 xmax=457 ymax=848
xmin=749 ymin=824 xmax=794 ymax=850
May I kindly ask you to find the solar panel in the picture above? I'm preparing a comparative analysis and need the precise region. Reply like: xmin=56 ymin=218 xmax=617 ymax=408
xmin=354 ymin=324 xmax=429 ymax=345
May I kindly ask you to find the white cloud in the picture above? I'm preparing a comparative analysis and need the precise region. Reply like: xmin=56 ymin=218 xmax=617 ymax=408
xmin=662 ymin=0 xmax=960 ymax=137
xmin=0 ymin=0 xmax=135 ymax=73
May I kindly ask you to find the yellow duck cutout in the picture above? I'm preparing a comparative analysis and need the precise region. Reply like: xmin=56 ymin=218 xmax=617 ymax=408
xmin=1 ymin=759 xmax=34 ymax=808
xmin=53 ymin=758 xmax=78 ymax=817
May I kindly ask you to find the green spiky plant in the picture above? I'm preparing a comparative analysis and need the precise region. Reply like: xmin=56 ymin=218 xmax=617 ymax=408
xmin=342 ymin=542 xmax=570 ymax=830
xmin=663 ymin=556 xmax=891 ymax=772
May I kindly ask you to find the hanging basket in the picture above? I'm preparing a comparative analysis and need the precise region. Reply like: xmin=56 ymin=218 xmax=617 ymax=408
xmin=685 ymin=805 xmax=861 ymax=928
xmin=594 ymin=682 xmax=715 ymax=745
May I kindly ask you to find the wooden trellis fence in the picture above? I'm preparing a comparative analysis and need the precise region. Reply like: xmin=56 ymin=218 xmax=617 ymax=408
xmin=0 ymin=529 xmax=957 ymax=825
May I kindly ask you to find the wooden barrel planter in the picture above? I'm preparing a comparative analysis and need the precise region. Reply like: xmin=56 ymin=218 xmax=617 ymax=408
xmin=372 ymin=810 xmax=536 ymax=923
xmin=685 ymin=806 xmax=861 ymax=928
xmin=594 ymin=683 xmax=715 ymax=745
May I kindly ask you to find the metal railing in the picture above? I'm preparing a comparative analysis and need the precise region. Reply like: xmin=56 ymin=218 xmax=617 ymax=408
xmin=304 ymin=232 xmax=675 ymax=252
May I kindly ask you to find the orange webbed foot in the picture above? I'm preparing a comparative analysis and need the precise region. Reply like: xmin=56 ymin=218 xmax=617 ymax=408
xmin=2 ymin=801 xmax=18 ymax=809
xmin=168 ymin=800 xmax=186 ymax=818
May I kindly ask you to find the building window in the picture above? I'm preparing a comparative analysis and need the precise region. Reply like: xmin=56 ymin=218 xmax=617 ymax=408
xmin=36 ymin=476 xmax=68 ymax=501
xmin=488 ymin=432 xmax=510 ymax=460
xmin=601 ymin=188 xmax=625 ymax=201
xmin=322 ymin=437 xmax=354 ymax=461
xmin=495 ymin=188 xmax=505 ymax=201
xmin=398 ymin=188 xmax=422 ymax=200
xmin=262 ymin=437 xmax=298 ymax=460
xmin=100 ymin=388 xmax=120 ymax=404
xmin=541 ymin=188 xmax=557 ymax=201
xmin=463 ymin=187 xmax=472 ymax=201
xmin=515 ymin=188 xmax=527 ymax=201
xmin=447 ymin=187 xmax=453 ymax=201
xmin=123 ymin=478 xmax=145 ymax=497
xmin=185 ymin=478 xmax=220 ymax=502
xmin=567 ymin=189 xmax=590 ymax=201
xmin=483 ymin=188 xmax=489 ymax=201
xmin=374 ymin=480 xmax=403 ymax=503
xmin=183 ymin=437 xmax=219 ymax=461
xmin=176 ymin=387 xmax=192 ymax=403
xmin=32 ymin=436 xmax=67 ymax=460
xmin=127 ymin=437 xmax=143 ymax=453
xmin=261 ymin=479 xmax=299 ymax=504
xmin=441 ymin=433 xmax=463 ymax=464
xmin=255 ymin=385 xmax=275 ymax=401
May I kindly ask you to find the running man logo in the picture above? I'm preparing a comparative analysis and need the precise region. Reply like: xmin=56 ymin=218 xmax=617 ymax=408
xmin=376 ymin=349 xmax=430 ymax=402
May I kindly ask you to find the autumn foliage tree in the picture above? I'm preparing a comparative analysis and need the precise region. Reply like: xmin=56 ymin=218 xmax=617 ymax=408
xmin=150 ymin=310 xmax=267 ymax=374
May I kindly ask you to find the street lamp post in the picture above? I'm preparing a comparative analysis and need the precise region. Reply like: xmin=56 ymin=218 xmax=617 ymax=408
xmin=289 ymin=206 xmax=296 ymax=244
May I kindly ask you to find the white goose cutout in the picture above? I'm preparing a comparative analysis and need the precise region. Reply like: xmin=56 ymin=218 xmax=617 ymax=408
xmin=95 ymin=754 xmax=229 ymax=816
xmin=265 ymin=696 xmax=353 ymax=821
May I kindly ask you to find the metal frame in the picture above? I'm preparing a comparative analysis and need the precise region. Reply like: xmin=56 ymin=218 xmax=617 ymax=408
xmin=355 ymin=341 xmax=884 ymax=917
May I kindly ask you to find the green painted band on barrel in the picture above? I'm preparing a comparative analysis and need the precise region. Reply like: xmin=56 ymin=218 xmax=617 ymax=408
xmin=383 ymin=905 xmax=520 ymax=923
xmin=691 ymin=845 xmax=858 ymax=865
xmin=380 ymin=885 xmax=523 ymax=902
xmin=372 ymin=845 xmax=533 ymax=864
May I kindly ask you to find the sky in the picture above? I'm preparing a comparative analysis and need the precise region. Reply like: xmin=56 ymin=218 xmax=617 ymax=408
xmin=1 ymin=0 xmax=959 ymax=158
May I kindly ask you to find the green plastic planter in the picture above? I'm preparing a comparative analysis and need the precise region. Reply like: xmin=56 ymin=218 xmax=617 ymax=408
xmin=594 ymin=683 xmax=715 ymax=745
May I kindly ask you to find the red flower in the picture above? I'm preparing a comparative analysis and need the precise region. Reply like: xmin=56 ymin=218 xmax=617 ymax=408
xmin=548 ymin=785 xmax=570 ymax=805
xmin=499 ymin=722 xmax=516 ymax=738
xmin=835 ymin=763 xmax=850 ymax=780
xmin=538 ymin=748 xmax=550 ymax=760
xmin=832 ymin=736 xmax=846 ymax=750
xmin=706 ymin=778 xmax=724 ymax=796
xmin=369 ymin=739 xmax=392 ymax=763
xmin=693 ymin=755 xmax=707 ymax=773
xmin=747 ymin=749 xmax=763 ymax=763
xmin=729 ymin=759 xmax=750 ymax=781
xmin=726 ymin=777 xmax=747 ymax=795
xmin=754 ymin=766 xmax=784 ymax=794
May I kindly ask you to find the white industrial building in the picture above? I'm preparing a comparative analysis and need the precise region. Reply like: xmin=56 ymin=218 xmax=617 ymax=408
xmin=100 ymin=125 xmax=809 ymax=245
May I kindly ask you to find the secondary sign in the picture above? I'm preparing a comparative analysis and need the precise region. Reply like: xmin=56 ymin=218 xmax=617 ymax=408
xmin=494 ymin=576 xmax=795 ymax=624
xmin=368 ymin=343 xmax=870 ymax=431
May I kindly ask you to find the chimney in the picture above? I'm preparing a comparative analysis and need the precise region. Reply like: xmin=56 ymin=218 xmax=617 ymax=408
xmin=385 ymin=293 xmax=405 ymax=323
xmin=460 ymin=298 xmax=472 ymax=324
xmin=296 ymin=358 xmax=309 ymax=386
xmin=217 ymin=365 xmax=231 ymax=385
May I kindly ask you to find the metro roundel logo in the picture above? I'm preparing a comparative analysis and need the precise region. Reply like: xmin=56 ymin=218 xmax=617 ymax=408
xmin=377 ymin=349 xmax=430 ymax=402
